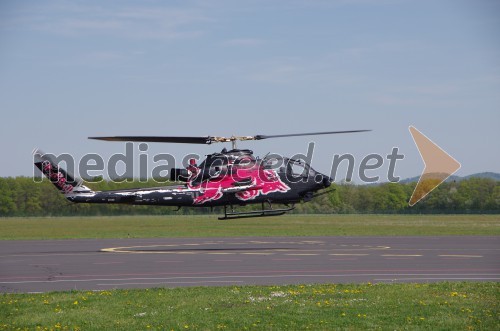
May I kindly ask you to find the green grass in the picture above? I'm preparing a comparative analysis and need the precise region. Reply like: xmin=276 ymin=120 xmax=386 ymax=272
xmin=1 ymin=282 xmax=498 ymax=330
xmin=0 ymin=214 xmax=499 ymax=240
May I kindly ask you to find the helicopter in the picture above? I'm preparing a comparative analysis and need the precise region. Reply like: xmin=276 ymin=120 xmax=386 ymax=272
xmin=34 ymin=130 xmax=369 ymax=219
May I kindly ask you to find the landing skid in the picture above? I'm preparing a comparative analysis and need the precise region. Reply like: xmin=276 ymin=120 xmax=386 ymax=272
xmin=219 ymin=202 xmax=295 ymax=220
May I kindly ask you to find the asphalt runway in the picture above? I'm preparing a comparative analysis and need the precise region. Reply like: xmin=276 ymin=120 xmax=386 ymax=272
xmin=1 ymin=236 xmax=499 ymax=293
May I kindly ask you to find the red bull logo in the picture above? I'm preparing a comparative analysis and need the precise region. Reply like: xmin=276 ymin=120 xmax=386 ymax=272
xmin=187 ymin=162 xmax=290 ymax=204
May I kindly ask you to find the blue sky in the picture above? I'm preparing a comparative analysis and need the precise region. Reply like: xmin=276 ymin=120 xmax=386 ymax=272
xmin=0 ymin=0 xmax=499 ymax=182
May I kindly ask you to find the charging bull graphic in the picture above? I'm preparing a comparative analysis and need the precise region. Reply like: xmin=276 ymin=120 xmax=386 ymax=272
xmin=187 ymin=161 xmax=291 ymax=204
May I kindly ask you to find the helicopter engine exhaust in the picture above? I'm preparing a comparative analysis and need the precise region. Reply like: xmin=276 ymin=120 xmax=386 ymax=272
xmin=170 ymin=168 xmax=189 ymax=182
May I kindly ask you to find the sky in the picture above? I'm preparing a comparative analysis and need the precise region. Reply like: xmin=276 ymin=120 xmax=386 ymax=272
xmin=0 ymin=0 xmax=499 ymax=183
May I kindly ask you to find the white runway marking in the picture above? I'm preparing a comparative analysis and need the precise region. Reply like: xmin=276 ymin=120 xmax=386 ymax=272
xmin=329 ymin=254 xmax=368 ymax=256
xmin=439 ymin=255 xmax=483 ymax=258
xmin=382 ymin=254 xmax=422 ymax=257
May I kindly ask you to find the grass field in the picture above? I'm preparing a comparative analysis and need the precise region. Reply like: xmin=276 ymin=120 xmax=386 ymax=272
xmin=0 ymin=214 xmax=499 ymax=240
xmin=1 ymin=282 xmax=498 ymax=330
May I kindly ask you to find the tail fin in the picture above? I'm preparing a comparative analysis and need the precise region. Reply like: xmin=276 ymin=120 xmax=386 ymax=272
xmin=33 ymin=149 xmax=92 ymax=194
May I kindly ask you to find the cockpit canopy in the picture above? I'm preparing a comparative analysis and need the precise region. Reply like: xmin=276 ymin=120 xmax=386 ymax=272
xmin=263 ymin=155 xmax=319 ymax=179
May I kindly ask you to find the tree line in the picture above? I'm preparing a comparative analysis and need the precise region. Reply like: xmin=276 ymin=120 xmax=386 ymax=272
xmin=0 ymin=176 xmax=498 ymax=217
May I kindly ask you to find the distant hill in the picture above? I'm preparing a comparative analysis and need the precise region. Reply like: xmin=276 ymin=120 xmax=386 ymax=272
xmin=462 ymin=172 xmax=500 ymax=181
xmin=399 ymin=172 xmax=500 ymax=184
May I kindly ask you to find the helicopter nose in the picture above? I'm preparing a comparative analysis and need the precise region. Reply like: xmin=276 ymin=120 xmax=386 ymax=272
xmin=322 ymin=175 xmax=332 ymax=188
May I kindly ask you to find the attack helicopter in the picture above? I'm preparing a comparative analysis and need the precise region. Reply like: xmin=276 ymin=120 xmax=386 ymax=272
xmin=34 ymin=130 xmax=369 ymax=219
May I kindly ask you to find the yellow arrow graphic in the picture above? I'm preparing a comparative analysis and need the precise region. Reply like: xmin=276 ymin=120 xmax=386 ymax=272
xmin=409 ymin=126 xmax=461 ymax=206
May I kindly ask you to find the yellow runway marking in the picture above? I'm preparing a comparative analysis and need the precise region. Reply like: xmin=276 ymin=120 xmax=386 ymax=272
xmin=100 ymin=242 xmax=392 ymax=255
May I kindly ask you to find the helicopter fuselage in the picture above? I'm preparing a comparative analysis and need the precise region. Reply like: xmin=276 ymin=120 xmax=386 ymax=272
xmin=62 ymin=149 xmax=331 ymax=208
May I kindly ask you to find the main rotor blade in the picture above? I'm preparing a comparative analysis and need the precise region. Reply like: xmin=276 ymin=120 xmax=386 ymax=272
xmin=254 ymin=130 xmax=371 ymax=140
xmin=89 ymin=130 xmax=371 ymax=145
xmin=88 ymin=136 xmax=211 ymax=144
